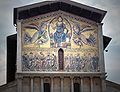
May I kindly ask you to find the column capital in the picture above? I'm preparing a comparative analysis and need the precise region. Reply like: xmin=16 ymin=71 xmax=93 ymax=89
xmin=100 ymin=75 xmax=107 ymax=80
xmin=40 ymin=76 xmax=44 ymax=79
xmin=30 ymin=76 xmax=34 ymax=79
xmin=70 ymin=76 xmax=74 ymax=79
xmin=90 ymin=76 xmax=93 ymax=79
xmin=16 ymin=74 xmax=23 ymax=79
xmin=60 ymin=76 xmax=64 ymax=79
xmin=50 ymin=75 xmax=54 ymax=78
xmin=80 ymin=76 xmax=84 ymax=79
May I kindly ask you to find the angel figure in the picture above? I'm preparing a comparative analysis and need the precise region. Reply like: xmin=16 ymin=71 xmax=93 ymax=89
xmin=72 ymin=23 xmax=96 ymax=48
xmin=24 ymin=22 xmax=48 ymax=45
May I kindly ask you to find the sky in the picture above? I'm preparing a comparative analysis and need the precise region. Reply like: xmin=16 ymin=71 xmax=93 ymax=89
xmin=0 ymin=0 xmax=120 ymax=86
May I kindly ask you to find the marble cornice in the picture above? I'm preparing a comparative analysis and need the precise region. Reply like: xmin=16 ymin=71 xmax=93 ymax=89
xmin=16 ymin=72 xmax=107 ymax=78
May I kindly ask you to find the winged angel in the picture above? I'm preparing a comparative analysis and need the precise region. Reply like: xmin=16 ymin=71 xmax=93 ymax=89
xmin=23 ymin=22 xmax=48 ymax=45
xmin=72 ymin=22 xmax=96 ymax=48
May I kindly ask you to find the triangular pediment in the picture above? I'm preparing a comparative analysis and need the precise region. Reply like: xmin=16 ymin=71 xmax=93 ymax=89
xmin=14 ymin=0 xmax=106 ymax=25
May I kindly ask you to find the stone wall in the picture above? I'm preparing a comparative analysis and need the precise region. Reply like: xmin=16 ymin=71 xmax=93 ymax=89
xmin=0 ymin=81 xmax=17 ymax=92
xmin=22 ymin=78 xmax=31 ymax=92
xmin=15 ymin=73 xmax=105 ymax=92
xmin=2 ymin=76 xmax=120 ymax=92
xmin=106 ymin=80 xmax=120 ymax=92
xmin=53 ymin=77 xmax=60 ymax=92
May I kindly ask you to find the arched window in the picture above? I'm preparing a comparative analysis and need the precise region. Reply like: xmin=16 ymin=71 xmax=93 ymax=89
xmin=44 ymin=78 xmax=50 ymax=92
xmin=74 ymin=78 xmax=80 ymax=92
xmin=44 ymin=83 xmax=50 ymax=92
xmin=58 ymin=48 xmax=64 ymax=70
xmin=74 ymin=83 xmax=80 ymax=92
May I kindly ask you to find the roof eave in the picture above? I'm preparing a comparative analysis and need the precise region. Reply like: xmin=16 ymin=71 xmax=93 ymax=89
xmin=13 ymin=0 xmax=107 ymax=25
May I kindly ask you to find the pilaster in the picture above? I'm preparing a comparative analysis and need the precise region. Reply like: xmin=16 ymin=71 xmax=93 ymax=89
xmin=60 ymin=76 xmax=64 ymax=92
xmin=17 ymin=20 xmax=22 ymax=72
xmin=30 ymin=77 xmax=34 ymax=92
xmin=98 ymin=23 xmax=105 ymax=73
xmin=70 ymin=76 xmax=74 ymax=92
xmin=41 ymin=77 xmax=44 ymax=92
xmin=80 ymin=77 xmax=83 ymax=92
xmin=17 ymin=75 xmax=23 ymax=92
xmin=51 ymin=76 xmax=54 ymax=92
xmin=101 ymin=76 xmax=106 ymax=92
xmin=90 ymin=77 xmax=93 ymax=92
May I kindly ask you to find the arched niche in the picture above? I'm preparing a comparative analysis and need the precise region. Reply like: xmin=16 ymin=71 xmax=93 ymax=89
xmin=58 ymin=48 xmax=64 ymax=70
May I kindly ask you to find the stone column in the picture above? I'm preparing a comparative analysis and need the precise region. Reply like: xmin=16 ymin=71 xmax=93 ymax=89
xmin=80 ymin=77 xmax=83 ymax=92
xmin=70 ymin=77 xmax=74 ymax=92
xmin=102 ymin=80 xmax=106 ymax=92
xmin=41 ymin=77 xmax=44 ymax=92
xmin=101 ymin=76 xmax=106 ymax=92
xmin=51 ymin=76 xmax=54 ymax=92
xmin=60 ymin=77 xmax=64 ymax=92
xmin=31 ymin=77 xmax=34 ymax=92
xmin=17 ymin=77 xmax=22 ymax=92
xmin=16 ymin=74 xmax=23 ymax=92
xmin=90 ymin=77 xmax=93 ymax=92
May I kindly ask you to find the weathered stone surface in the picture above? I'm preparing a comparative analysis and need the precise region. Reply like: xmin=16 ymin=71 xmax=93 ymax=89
xmin=83 ymin=78 xmax=91 ymax=92
xmin=63 ymin=78 xmax=71 ymax=92
xmin=22 ymin=78 xmax=30 ymax=92
xmin=34 ymin=78 xmax=41 ymax=92
xmin=53 ymin=77 xmax=60 ymax=92
xmin=93 ymin=78 xmax=101 ymax=92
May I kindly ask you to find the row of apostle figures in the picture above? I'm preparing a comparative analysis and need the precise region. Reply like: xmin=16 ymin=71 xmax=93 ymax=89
xmin=22 ymin=48 xmax=99 ymax=72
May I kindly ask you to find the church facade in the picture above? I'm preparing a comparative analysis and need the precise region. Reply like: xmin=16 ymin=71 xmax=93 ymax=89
xmin=16 ymin=1 xmax=106 ymax=92
xmin=2 ymin=0 xmax=120 ymax=92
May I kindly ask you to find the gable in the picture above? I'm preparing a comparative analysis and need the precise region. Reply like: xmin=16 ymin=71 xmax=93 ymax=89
xmin=14 ymin=0 xmax=106 ymax=25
